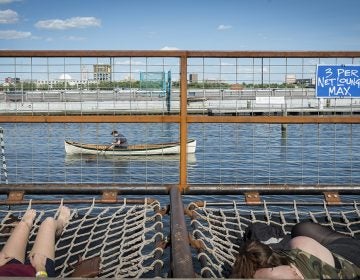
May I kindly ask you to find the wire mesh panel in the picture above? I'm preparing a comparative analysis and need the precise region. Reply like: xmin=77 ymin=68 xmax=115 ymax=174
xmin=2 ymin=122 xmax=359 ymax=186
xmin=188 ymin=123 xmax=360 ymax=185
xmin=0 ymin=123 xmax=188 ymax=184
xmin=1 ymin=50 xmax=360 ymax=279
xmin=186 ymin=197 xmax=360 ymax=278
xmin=139 ymin=72 xmax=166 ymax=94
xmin=1 ymin=53 xmax=360 ymax=187
xmin=0 ymin=56 xmax=180 ymax=115
xmin=184 ymin=55 xmax=360 ymax=187
xmin=186 ymin=57 xmax=360 ymax=116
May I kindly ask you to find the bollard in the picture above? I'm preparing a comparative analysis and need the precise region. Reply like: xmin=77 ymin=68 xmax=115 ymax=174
xmin=281 ymin=105 xmax=288 ymax=134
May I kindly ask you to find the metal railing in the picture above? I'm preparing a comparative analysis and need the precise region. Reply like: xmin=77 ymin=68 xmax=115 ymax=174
xmin=1 ymin=50 xmax=360 ymax=193
xmin=0 ymin=49 xmax=360 ymax=278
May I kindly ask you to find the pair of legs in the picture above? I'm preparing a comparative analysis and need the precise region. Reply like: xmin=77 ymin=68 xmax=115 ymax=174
xmin=0 ymin=206 xmax=70 ymax=273
xmin=291 ymin=221 xmax=360 ymax=267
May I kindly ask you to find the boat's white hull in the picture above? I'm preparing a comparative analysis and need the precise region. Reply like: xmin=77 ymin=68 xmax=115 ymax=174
xmin=64 ymin=139 xmax=196 ymax=156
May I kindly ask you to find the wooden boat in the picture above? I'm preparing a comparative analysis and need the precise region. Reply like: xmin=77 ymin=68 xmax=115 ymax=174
xmin=64 ymin=139 xmax=196 ymax=156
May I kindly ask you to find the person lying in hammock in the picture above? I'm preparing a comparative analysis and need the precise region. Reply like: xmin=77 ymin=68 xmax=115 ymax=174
xmin=0 ymin=206 xmax=71 ymax=277
xmin=230 ymin=222 xmax=360 ymax=279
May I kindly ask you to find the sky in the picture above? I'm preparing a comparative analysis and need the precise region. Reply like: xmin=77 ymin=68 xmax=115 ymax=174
xmin=0 ymin=0 xmax=359 ymax=51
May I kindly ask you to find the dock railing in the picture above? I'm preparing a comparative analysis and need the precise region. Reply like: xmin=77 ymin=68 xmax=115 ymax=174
xmin=0 ymin=51 xmax=360 ymax=278
xmin=1 ymin=50 xmax=360 ymax=193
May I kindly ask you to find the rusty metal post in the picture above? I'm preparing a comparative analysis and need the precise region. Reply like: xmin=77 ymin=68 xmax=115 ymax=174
xmin=179 ymin=54 xmax=188 ymax=192
xmin=169 ymin=185 xmax=195 ymax=278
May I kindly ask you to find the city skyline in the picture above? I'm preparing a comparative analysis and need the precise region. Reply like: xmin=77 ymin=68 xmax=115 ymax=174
xmin=0 ymin=0 xmax=359 ymax=51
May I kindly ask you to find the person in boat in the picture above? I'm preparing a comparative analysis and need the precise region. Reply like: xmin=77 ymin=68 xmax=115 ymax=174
xmin=230 ymin=221 xmax=360 ymax=279
xmin=110 ymin=130 xmax=128 ymax=149
xmin=0 ymin=206 xmax=71 ymax=277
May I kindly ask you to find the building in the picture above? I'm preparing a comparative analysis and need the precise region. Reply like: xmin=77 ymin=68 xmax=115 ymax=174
xmin=35 ymin=73 xmax=98 ymax=89
xmin=230 ymin=83 xmax=244 ymax=90
xmin=93 ymin=64 xmax=111 ymax=81
xmin=81 ymin=66 xmax=89 ymax=81
xmin=4 ymin=77 xmax=20 ymax=84
xmin=296 ymin=78 xmax=315 ymax=88
xmin=189 ymin=73 xmax=198 ymax=83
xmin=285 ymin=74 xmax=296 ymax=84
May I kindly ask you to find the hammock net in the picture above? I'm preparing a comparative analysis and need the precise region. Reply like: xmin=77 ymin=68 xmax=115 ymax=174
xmin=0 ymin=198 xmax=166 ymax=278
xmin=0 ymin=194 xmax=359 ymax=278
xmin=186 ymin=198 xmax=360 ymax=278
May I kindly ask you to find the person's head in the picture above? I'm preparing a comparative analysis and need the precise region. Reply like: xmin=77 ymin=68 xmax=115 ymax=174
xmin=230 ymin=240 xmax=290 ymax=278
xmin=111 ymin=130 xmax=118 ymax=136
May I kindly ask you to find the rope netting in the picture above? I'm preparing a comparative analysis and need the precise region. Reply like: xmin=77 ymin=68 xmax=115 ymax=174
xmin=187 ymin=198 xmax=360 ymax=278
xmin=0 ymin=198 xmax=166 ymax=278
xmin=0 ymin=127 xmax=8 ymax=184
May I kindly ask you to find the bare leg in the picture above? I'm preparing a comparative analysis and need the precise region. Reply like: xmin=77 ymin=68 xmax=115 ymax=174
xmin=0 ymin=209 xmax=36 ymax=264
xmin=30 ymin=206 xmax=70 ymax=262
xmin=291 ymin=222 xmax=347 ymax=245
xmin=292 ymin=221 xmax=360 ymax=267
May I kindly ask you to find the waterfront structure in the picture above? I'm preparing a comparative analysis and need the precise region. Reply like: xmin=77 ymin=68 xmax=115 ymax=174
xmin=230 ymin=83 xmax=244 ymax=90
xmin=81 ymin=66 xmax=89 ymax=81
xmin=4 ymin=77 xmax=20 ymax=84
xmin=285 ymin=74 xmax=296 ymax=84
xmin=0 ymin=50 xmax=359 ymax=279
xmin=93 ymin=64 xmax=111 ymax=81
xmin=189 ymin=73 xmax=198 ymax=83
xmin=35 ymin=74 xmax=98 ymax=89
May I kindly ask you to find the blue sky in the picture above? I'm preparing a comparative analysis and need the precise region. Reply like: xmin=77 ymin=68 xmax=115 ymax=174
xmin=0 ymin=0 xmax=359 ymax=51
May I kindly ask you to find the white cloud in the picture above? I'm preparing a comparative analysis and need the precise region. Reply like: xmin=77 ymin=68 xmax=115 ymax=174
xmin=221 ymin=62 xmax=235 ymax=66
xmin=161 ymin=46 xmax=180 ymax=50
xmin=0 ymin=0 xmax=22 ymax=4
xmin=0 ymin=9 xmax=18 ymax=24
xmin=63 ymin=35 xmax=86 ymax=41
xmin=217 ymin=24 xmax=232 ymax=30
xmin=0 ymin=29 xmax=31 ymax=39
xmin=115 ymin=59 xmax=145 ymax=65
xmin=35 ymin=16 xmax=101 ymax=30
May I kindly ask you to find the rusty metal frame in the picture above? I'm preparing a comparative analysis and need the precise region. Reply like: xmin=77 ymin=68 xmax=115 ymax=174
xmin=1 ymin=50 xmax=360 ymax=278
xmin=169 ymin=185 xmax=195 ymax=278
xmin=323 ymin=191 xmax=342 ymax=205
xmin=1 ymin=50 xmax=360 ymax=192
xmin=101 ymin=190 xmax=118 ymax=203
xmin=1 ymin=50 xmax=360 ymax=58
xmin=179 ymin=55 xmax=188 ymax=190
xmin=244 ymin=191 xmax=261 ymax=205
xmin=0 ymin=184 xmax=358 ymax=278
xmin=1 ymin=115 xmax=360 ymax=124
xmin=0 ymin=183 xmax=359 ymax=201
xmin=6 ymin=190 xmax=24 ymax=203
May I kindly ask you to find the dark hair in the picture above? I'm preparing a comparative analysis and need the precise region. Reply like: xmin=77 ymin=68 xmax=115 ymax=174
xmin=230 ymin=240 xmax=290 ymax=278
xmin=111 ymin=130 xmax=118 ymax=135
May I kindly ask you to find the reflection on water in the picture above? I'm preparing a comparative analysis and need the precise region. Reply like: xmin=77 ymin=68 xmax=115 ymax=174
xmin=62 ymin=152 xmax=197 ymax=184
xmin=64 ymin=153 xmax=197 ymax=165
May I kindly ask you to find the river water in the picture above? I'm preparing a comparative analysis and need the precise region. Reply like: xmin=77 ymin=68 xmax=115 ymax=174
xmin=1 ymin=122 xmax=359 ymax=278
xmin=1 ymin=123 xmax=360 ymax=187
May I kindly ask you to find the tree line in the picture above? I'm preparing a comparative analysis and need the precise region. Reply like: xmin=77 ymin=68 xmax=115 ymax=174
xmin=1 ymin=80 xmax=296 ymax=92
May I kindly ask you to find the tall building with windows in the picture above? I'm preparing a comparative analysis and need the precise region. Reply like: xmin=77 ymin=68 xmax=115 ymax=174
xmin=189 ymin=73 xmax=198 ymax=83
xmin=81 ymin=66 xmax=89 ymax=81
xmin=93 ymin=64 xmax=111 ymax=81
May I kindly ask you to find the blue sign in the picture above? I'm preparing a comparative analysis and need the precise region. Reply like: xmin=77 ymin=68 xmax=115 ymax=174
xmin=316 ymin=65 xmax=360 ymax=98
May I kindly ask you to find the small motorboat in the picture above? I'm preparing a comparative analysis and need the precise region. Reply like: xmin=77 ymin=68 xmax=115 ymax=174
xmin=64 ymin=139 xmax=196 ymax=156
